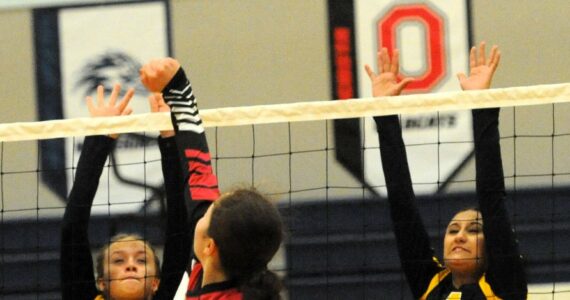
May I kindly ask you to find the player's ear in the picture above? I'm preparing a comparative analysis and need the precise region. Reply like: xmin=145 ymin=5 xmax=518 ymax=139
xmin=203 ymin=237 xmax=218 ymax=257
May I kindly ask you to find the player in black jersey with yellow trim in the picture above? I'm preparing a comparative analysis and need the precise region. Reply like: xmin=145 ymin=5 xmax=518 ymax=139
xmin=60 ymin=85 xmax=191 ymax=300
xmin=365 ymin=43 xmax=527 ymax=299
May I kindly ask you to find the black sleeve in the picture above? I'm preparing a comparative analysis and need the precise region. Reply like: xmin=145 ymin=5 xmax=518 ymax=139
xmin=60 ymin=135 xmax=114 ymax=300
xmin=162 ymin=68 xmax=221 ymax=264
xmin=472 ymin=108 xmax=527 ymax=299
xmin=374 ymin=115 xmax=443 ymax=299
xmin=152 ymin=136 xmax=192 ymax=299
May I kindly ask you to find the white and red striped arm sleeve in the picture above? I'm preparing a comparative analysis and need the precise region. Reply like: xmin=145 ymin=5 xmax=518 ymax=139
xmin=162 ymin=68 xmax=220 ymax=202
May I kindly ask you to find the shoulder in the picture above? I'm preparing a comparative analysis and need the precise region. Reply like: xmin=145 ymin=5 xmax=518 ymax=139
xmin=187 ymin=261 xmax=204 ymax=292
xmin=421 ymin=269 xmax=451 ymax=299
xmin=478 ymin=274 xmax=501 ymax=299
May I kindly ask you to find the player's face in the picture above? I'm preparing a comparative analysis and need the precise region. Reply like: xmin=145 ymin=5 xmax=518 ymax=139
xmin=194 ymin=203 xmax=215 ymax=262
xmin=99 ymin=240 xmax=159 ymax=300
xmin=443 ymin=210 xmax=486 ymax=275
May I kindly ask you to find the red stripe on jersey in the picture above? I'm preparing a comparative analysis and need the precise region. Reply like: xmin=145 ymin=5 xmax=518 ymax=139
xmin=187 ymin=171 xmax=220 ymax=201
xmin=188 ymin=262 xmax=203 ymax=291
xmin=184 ymin=149 xmax=220 ymax=201
xmin=189 ymin=173 xmax=218 ymax=187
xmin=185 ymin=149 xmax=212 ymax=162
xmin=188 ymin=160 xmax=212 ymax=174
xmin=188 ymin=186 xmax=220 ymax=202
xmin=186 ymin=291 xmax=242 ymax=300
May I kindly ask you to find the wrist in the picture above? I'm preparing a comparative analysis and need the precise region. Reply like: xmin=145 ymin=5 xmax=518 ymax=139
xmin=160 ymin=130 xmax=175 ymax=138
xmin=162 ymin=67 xmax=187 ymax=94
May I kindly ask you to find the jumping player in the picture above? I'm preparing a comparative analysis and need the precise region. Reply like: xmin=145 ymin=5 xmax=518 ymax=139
xmin=140 ymin=58 xmax=284 ymax=300
xmin=366 ymin=43 xmax=527 ymax=299
xmin=60 ymin=85 xmax=191 ymax=299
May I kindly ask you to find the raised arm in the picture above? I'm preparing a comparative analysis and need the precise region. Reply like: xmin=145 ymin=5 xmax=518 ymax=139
xmin=146 ymin=93 xmax=191 ymax=299
xmin=60 ymin=85 xmax=133 ymax=300
xmin=461 ymin=42 xmax=527 ymax=299
xmin=367 ymin=48 xmax=442 ymax=298
xmin=140 ymin=58 xmax=220 ymax=254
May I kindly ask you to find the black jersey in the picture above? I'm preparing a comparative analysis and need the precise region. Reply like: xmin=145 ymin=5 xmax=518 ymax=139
xmin=60 ymin=135 xmax=191 ymax=300
xmin=374 ymin=108 xmax=527 ymax=299
xmin=160 ymin=66 xmax=220 ymax=250
xmin=162 ymin=67 xmax=245 ymax=299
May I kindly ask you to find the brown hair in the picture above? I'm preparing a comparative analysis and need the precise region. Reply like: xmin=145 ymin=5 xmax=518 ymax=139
xmin=208 ymin=188 xmax=284 ymax=300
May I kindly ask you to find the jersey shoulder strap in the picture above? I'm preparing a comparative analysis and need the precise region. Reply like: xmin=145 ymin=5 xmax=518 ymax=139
xmin=478 ymin=274 xmax=503 ymax=299
xmin=420 ymin=268 xmax=451 ymax=300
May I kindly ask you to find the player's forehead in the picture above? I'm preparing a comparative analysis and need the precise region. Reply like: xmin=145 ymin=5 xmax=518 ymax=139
xmin=449 ymin=210 xmax=482 ymax=224
xmin=108 ymin=239 xmax=152 ymax=255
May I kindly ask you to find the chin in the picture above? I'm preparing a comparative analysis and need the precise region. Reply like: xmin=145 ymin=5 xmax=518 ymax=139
xmin=111 ymin=283 xmax=145 ymax=298
xmin=447 ymin=259 xmax=486 ymax=276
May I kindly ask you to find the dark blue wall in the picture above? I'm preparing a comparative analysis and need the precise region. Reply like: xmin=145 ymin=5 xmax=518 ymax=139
xmin=284 ymin=187 xmax=570 ymax=299
xmin=1 ymin=187 xmax=569 ymax=299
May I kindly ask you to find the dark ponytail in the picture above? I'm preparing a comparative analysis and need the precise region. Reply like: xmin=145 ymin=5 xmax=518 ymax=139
xmin=208 ymin=188 xmax=284 ymax=300
xmin=241 ymin=269 xmax=283 ymax=300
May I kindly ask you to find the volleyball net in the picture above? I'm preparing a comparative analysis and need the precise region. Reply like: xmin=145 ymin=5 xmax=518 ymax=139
xmin=2 ymin=83 xmax=569 ymax=142
xmin=1 ymin=83 xmax=570 ymax=299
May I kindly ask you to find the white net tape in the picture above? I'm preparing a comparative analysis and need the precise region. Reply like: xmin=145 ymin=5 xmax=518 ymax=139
xmin=1 ymin=83 xmax=569 ymax=142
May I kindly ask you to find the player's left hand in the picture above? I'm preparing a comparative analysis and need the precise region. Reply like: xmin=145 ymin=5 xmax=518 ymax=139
xmin=457 ymin=42 xmax=501 ymax=91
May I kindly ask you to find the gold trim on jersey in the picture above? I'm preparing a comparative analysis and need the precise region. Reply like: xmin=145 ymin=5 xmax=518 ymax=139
xmin=419 ymin=268 xmax=503 ymax=300
xmin=421 ymin=269 xmax=451 ymax=300
xmin=446 ymin=291 xmax=462 ymax=299
xmin=478 ymin=275 xmax=502 ymax=299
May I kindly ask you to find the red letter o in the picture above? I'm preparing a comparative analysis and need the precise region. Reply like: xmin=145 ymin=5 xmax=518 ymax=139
xmin=378 ymin=4 xmax=446 ymax=92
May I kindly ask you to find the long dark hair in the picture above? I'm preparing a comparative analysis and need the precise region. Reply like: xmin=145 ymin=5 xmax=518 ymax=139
xmin=208 ymin=188 xmax=284 ymax=300
xmin=455 ymin=206 xmax=481 ymax=216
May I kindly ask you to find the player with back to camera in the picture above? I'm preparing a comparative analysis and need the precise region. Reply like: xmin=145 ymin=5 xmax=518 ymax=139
xmin=365 ymin=42 xmax=527 ymax=299
xmin=140 ymin=57 xmax=284 ymax=300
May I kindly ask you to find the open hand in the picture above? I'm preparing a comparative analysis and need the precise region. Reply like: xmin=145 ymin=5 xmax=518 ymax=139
xmin=86 ymin=84 xmax=134 ymax=138
xmin=457 ymin=42 xmax=501 ymax=90
xmin=86 ymin=84 xmax=133 ymax=117
xmin=364 ymin=48 xmax=414 ymax=97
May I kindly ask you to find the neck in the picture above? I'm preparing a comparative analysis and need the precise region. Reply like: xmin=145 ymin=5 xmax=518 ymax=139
xmin=201 ymin=261 xmax=229 ymax=287
xmin=450 ymin=270 xmax=480 ymax=289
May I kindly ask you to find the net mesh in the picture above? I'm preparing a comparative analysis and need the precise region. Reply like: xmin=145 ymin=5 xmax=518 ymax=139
xmin=1 ymin=85 xmax=570 ymax=299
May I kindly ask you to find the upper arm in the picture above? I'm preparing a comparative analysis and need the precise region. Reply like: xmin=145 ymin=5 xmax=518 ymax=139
xmin=60 ymin=136 xmax=112 ymax=299
xmin=472 ymin=109 xmax=527 ymax=298
xmin=374 ymin=115 xmax=442 ymax=297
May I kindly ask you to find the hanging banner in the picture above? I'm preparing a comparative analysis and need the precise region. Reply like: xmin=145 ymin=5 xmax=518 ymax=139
xmin=34 ymin=0 xmax=171 ymax=214
xmin=330 ymin=0 xmax=473 ymax=195
xmin=1 ymin=0 xmax=136 ymax=10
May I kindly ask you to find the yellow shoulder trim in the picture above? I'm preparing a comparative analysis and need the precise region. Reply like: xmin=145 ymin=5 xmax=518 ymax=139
xmin=420 ymin=268 xmax=450 ymax=300
xmin=95 ymin=295 xmax=105 ymax=300
xmin=478 ymin=275 xmax=502 ymax=299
